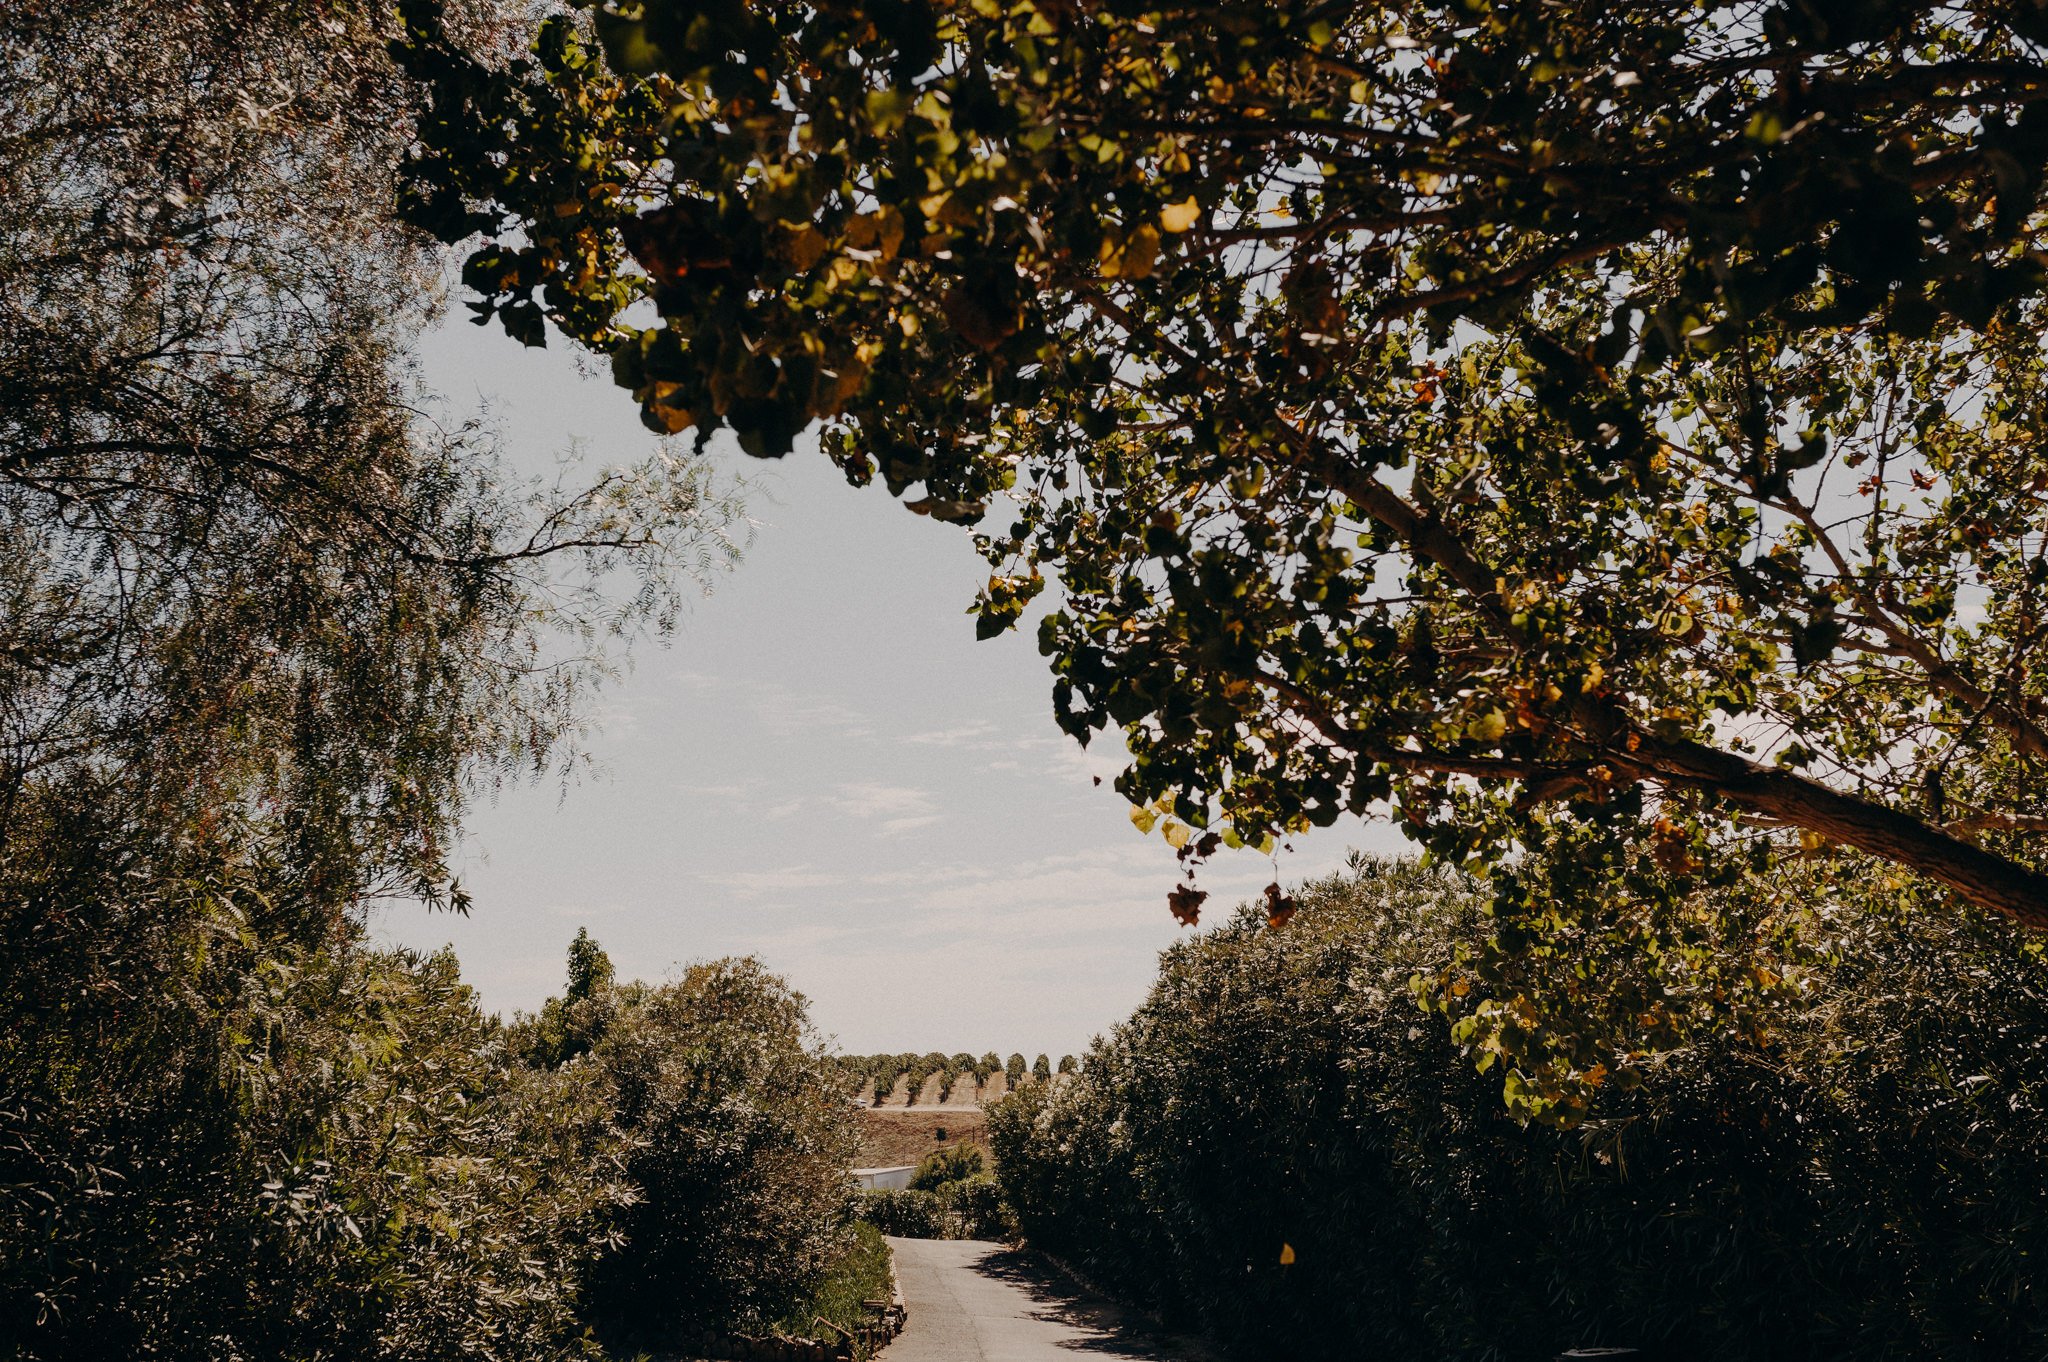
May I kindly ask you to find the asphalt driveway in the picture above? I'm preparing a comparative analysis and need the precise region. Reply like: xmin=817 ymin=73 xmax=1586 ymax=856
xmin=878 ymin=1237 xmax=1208 ymax=1362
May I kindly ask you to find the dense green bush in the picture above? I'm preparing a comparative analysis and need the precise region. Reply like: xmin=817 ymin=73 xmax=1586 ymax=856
xmin=908 ymin=1144 xmax=987 ymax=1192
xmin=0 ymin=837 xmax=627 ymax=1362
xmin=2 ymin=866 xmax=858 ymax=1362
xmin=869 ymin=1146 xmax=1013 ymax=1241
xmin=990 ymin=856 xmax=2048 ymax=1362
xmin=766 ymin=1221 xmax=895 ymax=1342
xmin=940 ymin=1176 xmax=1016 ymax=1242
xmin=579 ymin=957 xmax=860 ymax=1349
xmin=858 ymin=1188 xmax=948 ymax=1239
xmin=857 ymin=1180 xmax=1013 ymax=1242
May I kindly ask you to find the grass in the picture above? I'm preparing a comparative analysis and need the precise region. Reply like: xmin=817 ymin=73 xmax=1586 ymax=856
xmin=767 ymin=1220 xmax=894 ymax=1347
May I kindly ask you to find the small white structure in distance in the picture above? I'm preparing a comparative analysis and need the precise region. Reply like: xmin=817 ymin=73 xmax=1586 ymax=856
xmin=852 ymin=1165 xmax=916 ymax=1191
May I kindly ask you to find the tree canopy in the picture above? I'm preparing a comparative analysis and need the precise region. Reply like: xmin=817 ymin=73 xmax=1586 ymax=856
xmin=1 ymin=1 xmax=753 ymax=1344
xmin=398 ymin=0 xmax=2048 ymax=1050
xmin=3 ymin=0 xmax=746 ymax=916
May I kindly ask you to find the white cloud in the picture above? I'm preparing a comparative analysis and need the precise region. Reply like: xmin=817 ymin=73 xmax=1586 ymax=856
xmin=880 ymin=814 xmax=942 ymax=835
xmin=830 ymin=782 xmax=937 ymax=819
xmin=905 ymin=721 xmax=1001 ymax=748
xmin=709 ymin=866 xmax=844 ymax=899
xmin=757 ymin=693 xmax=874 ymax=742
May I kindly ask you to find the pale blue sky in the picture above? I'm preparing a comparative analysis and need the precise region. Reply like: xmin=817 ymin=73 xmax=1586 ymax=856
xmin=374 ymin=316 xmax=1402 ymax=1057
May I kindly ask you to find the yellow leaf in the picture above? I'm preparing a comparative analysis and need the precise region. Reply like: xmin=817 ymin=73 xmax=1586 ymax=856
xmin=1125 ymin=224 xmax=1160 ymax=277
xmin=1163 ymin=820 xmax=1191 ymax=850
xmin=1279 ymin=1242 xmax=1296 ymax=1265
xmin=1130 ymin=805 xmax=1158 ymax=834
xmin=1102 ymin=224 xmax=1160 ymax=280
xmin=877 ymin=205 xmax=906 ymax=261
xmin=1467 ymin=709 xmax=1507 ymax=743
xmin=1159 ymin=196 xmax=1201 ymax=233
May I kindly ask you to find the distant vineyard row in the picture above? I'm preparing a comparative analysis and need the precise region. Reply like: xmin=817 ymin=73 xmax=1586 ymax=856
xmin=834 ymin=1052 xmax=1078 ymax=1105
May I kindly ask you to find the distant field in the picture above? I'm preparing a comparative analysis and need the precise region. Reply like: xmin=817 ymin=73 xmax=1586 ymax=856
xmin=856 ymin=1108 xmax=989 ymax=1168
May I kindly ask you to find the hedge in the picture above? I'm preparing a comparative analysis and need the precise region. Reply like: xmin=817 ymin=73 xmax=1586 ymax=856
xmin=989 ymin=857 xmax=2048 ymax=1362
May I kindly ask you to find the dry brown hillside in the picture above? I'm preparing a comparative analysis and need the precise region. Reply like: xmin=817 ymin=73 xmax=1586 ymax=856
xmin=855 ymin=1109 xmax=988 ymax=1168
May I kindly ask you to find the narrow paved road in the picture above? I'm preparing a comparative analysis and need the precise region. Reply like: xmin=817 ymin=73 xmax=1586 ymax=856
xmin=879 ymin=1238 xmax=1207 ymax=1362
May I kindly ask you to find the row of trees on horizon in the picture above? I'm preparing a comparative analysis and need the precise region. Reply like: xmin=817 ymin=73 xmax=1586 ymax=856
xmin=838 ymin=1051 xmax=1081 ymax=1106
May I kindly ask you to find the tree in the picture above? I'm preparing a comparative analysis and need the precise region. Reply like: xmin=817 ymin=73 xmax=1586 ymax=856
xmin=398 ymin=0 xmax=2048 ymax=943
xmin=1032 ymin=1054 xmax=1052 ymax=1083
xmin=588 ymin=958 xmax=859 ymax=1346
xmin=566 ymin=927 xmax=617 ymax=1001
xmin=3 ymin=0 xmax=744 ymax=925
xmin=508 ymin=929 xmax=627 ymax=1068
xmin=988 ymin=856 xmax=2048 ymax=1359
xmin=0 ymin=0 xmax=747 ymax=1348
xmin=1005 ymin=1053 xmax=1028 ymax=1088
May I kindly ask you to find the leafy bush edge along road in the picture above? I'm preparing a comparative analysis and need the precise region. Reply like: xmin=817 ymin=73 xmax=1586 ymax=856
xmin=990 ymin=856 xmax=2048 ymax=1362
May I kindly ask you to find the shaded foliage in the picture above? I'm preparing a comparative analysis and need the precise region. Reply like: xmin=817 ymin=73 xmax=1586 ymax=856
xmin=857 ymin=1188 xmax=948 ymax=1240
xmin=572 ymin=956 xmax=861 ymax=1348
xmin=764 ymin=1220 xmax=895 ymax=1346
xmin=991 ymin=856 xmax=2048 ymax=1361
xmin=0 ymin=824 xmax=627 ymax=1360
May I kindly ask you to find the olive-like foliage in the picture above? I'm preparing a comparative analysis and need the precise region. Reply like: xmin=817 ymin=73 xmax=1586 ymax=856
xmin=991 ymin=856 xmax=2048 ymax=1360
xmin=399 ymin=0 xmax=2048 ymax=1113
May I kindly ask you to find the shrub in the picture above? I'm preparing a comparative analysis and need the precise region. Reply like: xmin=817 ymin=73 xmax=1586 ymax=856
xmin=908 ymin=1143 xmax=987 ymax=1192
xmin=858 ymin=1188 xmax=948 ymax=1239
xmin=989 ymin=856 xmax=2048 ymax=1362
xmin=940 ymin=1176 xmax=1016 ymax=1242
xmin=585 ymin=957 xmax=859 ymax=1347
xmin=857 ymin=1180 xmax=1014 ymax=1242
xmin=766 ymin=1220 xmax=894 ymax=1342
xmin=0 ymin=867 xmax=626 ymax=1362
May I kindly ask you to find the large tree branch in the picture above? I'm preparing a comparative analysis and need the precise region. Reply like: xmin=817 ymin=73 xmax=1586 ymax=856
xmin=1075 ymin=282 xmax=2048 ymax=926
xmin=1619 ymin=727 xmax=2048 ymax=929
xmin=1302 ymin=442 xmax=2048 ymax=927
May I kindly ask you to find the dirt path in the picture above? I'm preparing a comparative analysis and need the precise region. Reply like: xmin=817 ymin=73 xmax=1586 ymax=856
xmin=878 ymin=1237 xmax=1209 ymax=1362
